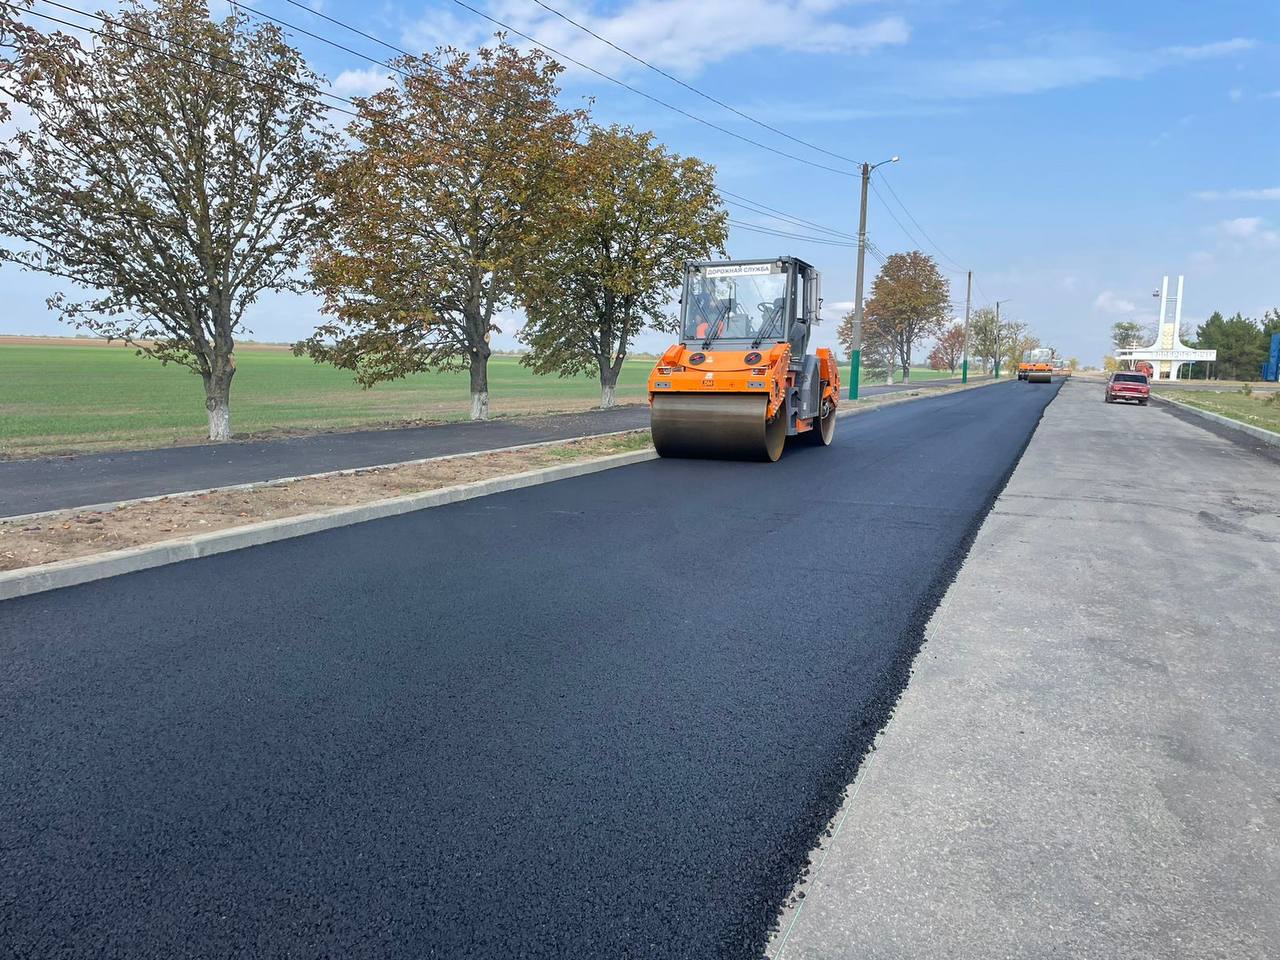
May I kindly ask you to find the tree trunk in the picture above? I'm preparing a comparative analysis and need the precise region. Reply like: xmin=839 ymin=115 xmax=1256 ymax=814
xmin=469 ymin=350 xmax=490 ymax=420
xmin=599 ymin=360 xmax=621 ymax=409
xmin=203 ymin=372 xmax=233 ymax=441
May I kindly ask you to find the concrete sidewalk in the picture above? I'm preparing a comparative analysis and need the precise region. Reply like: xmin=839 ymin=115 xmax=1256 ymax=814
xmin=769 ymin=378 xmax=1280 ymax=959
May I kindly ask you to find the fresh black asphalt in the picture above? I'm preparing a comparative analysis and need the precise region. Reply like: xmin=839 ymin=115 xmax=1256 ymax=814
xmin=0 ymin=379 xmax=978 ymax=518
xmin=0 ymin=379 xmax=1058 ymax=959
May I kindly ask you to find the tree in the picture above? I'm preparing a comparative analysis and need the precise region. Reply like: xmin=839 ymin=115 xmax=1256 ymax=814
xmin=1262 ymin=308 xmax=1280 ymax=338
xmin=1111 ymin=320 xmax=1147 ymax=354
xmin=926 ymin=323 xmax=965 ymax=372
xmin=518 ymin=126 xmax=726 ymax=408
xmin=1004 ymin=323 xmax=1037 ymax=369
xmin=1 ymin=1 xmax=34 ymax=122
xmin=1068 ymin=357 xmax=1080 ymax=370
xmin=967 ymin=306 xmax=999 ymax=373
xmin=861 ymin=251 xmax=950 ymax=382
xmin=301 ymin=40 xmax=584 ymax=420
xmin=0 ymin=0 xmax=334 ymax=440
xmin=838 ymin=311 xmax=898 ymax=383
xmin=1195 ymin=311 xmax=1266 ymax=380
xmin=1102 ymin=356 xmax=1119 ymax=372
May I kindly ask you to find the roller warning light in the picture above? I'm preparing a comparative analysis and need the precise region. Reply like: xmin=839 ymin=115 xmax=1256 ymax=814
xmin=647 ymin=257 xmax=840 ymax=461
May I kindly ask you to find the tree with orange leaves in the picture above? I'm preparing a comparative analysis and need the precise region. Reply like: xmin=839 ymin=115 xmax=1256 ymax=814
xmin=300 ymin=39 xmax=586 ymax=420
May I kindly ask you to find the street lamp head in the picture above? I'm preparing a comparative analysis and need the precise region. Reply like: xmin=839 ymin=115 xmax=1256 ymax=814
xmin=890 ymin=155 xmax=900 ymax=163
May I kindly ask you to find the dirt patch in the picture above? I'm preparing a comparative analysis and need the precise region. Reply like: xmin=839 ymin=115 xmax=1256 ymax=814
xmin=1 ymin=431 xmax=650 ymax=571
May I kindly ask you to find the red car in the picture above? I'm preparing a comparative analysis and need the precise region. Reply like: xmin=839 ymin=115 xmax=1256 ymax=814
xmin=1104 ymin=371 xmax=1150 ymax=405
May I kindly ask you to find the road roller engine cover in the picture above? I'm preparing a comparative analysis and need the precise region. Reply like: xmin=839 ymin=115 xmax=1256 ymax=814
xmin=648 ymin=257 xmax=840 ymax=461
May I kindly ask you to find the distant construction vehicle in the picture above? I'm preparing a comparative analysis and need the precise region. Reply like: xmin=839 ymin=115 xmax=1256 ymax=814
xmin=1018 ymin=347 xmax=1055 ymax=383
xmin=647 ymin=257 xmax=840 ymax=461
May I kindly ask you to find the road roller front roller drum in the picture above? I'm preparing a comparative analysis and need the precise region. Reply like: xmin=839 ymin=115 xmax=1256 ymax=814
xmin=651 ymin=394 xmax=787 ymax=462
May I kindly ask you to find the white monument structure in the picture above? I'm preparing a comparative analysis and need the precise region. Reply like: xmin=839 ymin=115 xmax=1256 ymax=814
xmin=1114 ymin=275 xmax=1215 ymax=380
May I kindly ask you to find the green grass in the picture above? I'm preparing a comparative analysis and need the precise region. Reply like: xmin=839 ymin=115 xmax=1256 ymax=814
xmin=1161 ymin=390 xmax=1280 ymax=434
xmin=861 ymin=366 xmax=971 ymax=383
xmin=0 ymin=344 xmax=657 ymax=456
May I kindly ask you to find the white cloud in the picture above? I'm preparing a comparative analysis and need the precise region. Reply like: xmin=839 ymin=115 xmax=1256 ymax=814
xmin=1262 ymin=90 xmax=1280 ymax=100
xmin=329 ymin=68 xmax=395 ymax=97
xmin=1164 ymin=38 xmax=1257 ymax=60
xmin=896 ymin=34 xmax=1255 ymax=99
xmin=1194 ymin=187 xmax=1280 ymax=201
xmin=1214 ymin=216 xmax=1279 ymax=246
xmin=1094 ymin=290 xmax=1136 ymax=314
xmin=403 ymin=0 xmax=908 ymax=79
xmin=1228 ymin=87 xmax=1244 ymax=101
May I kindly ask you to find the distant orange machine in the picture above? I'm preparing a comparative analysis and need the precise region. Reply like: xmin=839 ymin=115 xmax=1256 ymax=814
xmin=1018 ymin=360 xmax=1054 ymax=383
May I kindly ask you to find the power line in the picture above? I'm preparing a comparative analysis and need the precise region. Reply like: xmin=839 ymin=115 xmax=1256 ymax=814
xmin=726 ymin=219 xmax=859 ymax=248
xmin=443 ymin=0 xmax=857 ymax=178
xmin=876 ymin=170 xmax=967 ymax=272
xmin=278 ymin=0 xmax=410 ymax=59
xmin=20 ymin=2 xmax=538 ymax=177
xmin=868 ymin=179 xmax=926 ymax=251
xmin=22 ymin=0 xmax=868 ymax=264
xmin=720 ymin=194 xmax=858 ymax=242
xmin=524 ymin=0 xmax=855 ymax=167
xmin=224 ymin=1 xmax=865 ymax=242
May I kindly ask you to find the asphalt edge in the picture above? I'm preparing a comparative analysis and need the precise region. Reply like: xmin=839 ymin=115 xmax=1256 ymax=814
xmin=0 ymin=448 xmax=657 ymax=601
xmin=762 ymin=377 xmax=1067 ymax=960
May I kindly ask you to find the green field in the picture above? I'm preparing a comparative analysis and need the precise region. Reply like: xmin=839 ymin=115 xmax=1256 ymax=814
xmin=0 ymin=343 xmax=657 ymax=456
xmin=1159 ymin=390 xmax=1280 ymax=435
xmin=0 ymin=341 xmax=964 ymax=456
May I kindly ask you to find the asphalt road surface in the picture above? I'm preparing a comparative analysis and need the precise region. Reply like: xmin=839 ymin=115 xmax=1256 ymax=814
xmin=0 ymin=379 xmax=979 ymax=518
xmin=0 ymin=379 xmax=1057 ymax=959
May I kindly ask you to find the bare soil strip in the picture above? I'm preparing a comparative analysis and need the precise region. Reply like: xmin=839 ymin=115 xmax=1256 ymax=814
xmin=0 ymin=432 xmax=648 ymax=571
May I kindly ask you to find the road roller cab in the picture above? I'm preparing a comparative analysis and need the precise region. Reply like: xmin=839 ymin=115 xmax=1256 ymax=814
xmin=648 ymin=257 xmax=840 ymax=461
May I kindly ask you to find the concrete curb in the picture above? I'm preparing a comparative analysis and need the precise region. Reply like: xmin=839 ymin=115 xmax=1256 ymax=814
xmin=1149 ymin=393 xmax=1280 ymax=447
xmin=0 ymin=448 xmax=657 ymax=601
xmin=1 ymin=378 xmax=1008 ymax=601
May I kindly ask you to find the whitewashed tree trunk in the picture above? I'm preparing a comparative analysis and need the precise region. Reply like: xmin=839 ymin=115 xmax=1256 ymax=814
xmin=600 ymin=383 xmax=616 ymax=409
xmin=206 ymin=393 xmax=231 ymax=441
xmin=468 ymin=348 xmax=490 ymax=420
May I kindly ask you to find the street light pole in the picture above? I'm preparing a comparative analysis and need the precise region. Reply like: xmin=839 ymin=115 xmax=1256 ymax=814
xmin=850 ymin=155 xmax=899 ymax=400
xmin=961 ymin=270 xmax=972 ymax=384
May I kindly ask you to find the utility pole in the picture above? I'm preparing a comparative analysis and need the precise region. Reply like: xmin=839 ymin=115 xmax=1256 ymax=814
xmin=961 ymin=270 xmax=972 ymax=384
xmin=849 ymin=155 xmax=899 ymax=400
xmin=849 ymin=163 xmax=869 ymax=400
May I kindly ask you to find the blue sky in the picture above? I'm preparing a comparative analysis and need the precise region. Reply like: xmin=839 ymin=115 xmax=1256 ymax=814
xmin=4 ymin=0 xmax=1278 ymax=363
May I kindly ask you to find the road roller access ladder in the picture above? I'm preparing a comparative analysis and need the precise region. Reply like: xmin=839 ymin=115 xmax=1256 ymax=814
xmin=647 ymin=257 xmax=840 ymax=462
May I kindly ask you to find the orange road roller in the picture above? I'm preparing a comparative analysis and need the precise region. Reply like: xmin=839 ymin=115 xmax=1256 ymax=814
xmin=647 ymin=257 xmax=840 ymax=461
